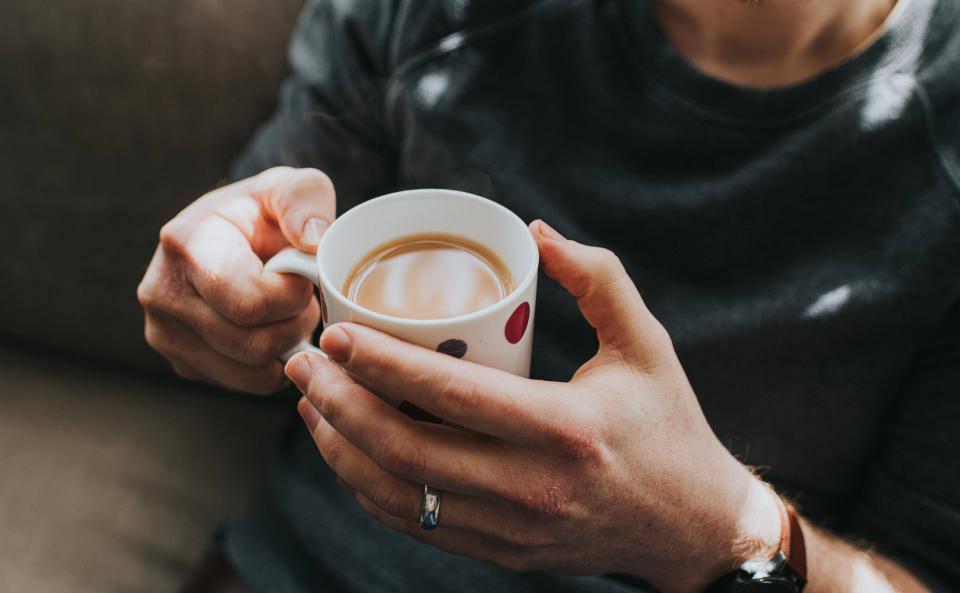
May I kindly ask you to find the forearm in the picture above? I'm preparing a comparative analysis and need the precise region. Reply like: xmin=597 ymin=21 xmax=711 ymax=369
xmin=801 ymin=518 xmax=931 ymax=593
xmin=697 ymin=468 xmax=934 ymax=593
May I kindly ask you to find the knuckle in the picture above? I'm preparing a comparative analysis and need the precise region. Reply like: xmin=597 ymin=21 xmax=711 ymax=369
xmin=240 ymin=327 xmax=286 ymax=365
xmin=312 ymin=392 xmax=343 ymax=428
xmin=255 ymin=166 xmax=298 ymax=195
xmin=650 ymin=321 xmax=674 ymax=351
xmin=510 ymin=482 xmax=571 ymax=520
xmin=368 ymin=479 xmax=414 ymax=519
xmin=138 ymin=252 xmax=188 ymax=315
xmin=259 ymin=166 xmax=295 ymax=180
xmin=317 ymin=433 xmax=345 ymax=469
xmin=371 ymin=433 xmax=427 ymax=481
xmin=138 ymin=277 xmax=182 ymax=316
xmin=290 ymin=281 xmax=318 ymax=312
xmin=158 ymin=219 xmax=189 ymax=257
xmin=435 ymin=372 xmax=481 ymax=417
xmin=227 ymin=292 xmax=271 ymax=326
xmin=593 ymin=247 xmax=627 ymax=282
xmin=503 ymin=526 xmax=552 ymax=549
xmin=300 ymin=167 xmax=334 ymax=189
xmin=170 ymin=362 xmax=200 ymax=382
xmin=565 ymin=243 xmax=627 ymax=298
xmin=135 ymin=280 xmax=152 ymax=308
xmin=143 ymin=316 xmax=172 ymax=352
xmin=596 ymin=246 xmax=621 ymax=266
xmin=547 ymin=422 xmax=605 ymax=462
xmin=629 ymin=319 xmax=675 ymax=369
xmin=298 ymin=296 xmax=322 ymax=329
xmin=283 ymin=167 xmax=333 ymax=192
xmin=265 ymin=168 xmax=335 ymax=230
xmin=270 ymin=167 xmax=334 ymax=203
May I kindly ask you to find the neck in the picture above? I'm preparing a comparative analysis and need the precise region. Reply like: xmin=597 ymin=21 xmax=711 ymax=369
xmin=650 ymin=0 xmax=898 ymax=88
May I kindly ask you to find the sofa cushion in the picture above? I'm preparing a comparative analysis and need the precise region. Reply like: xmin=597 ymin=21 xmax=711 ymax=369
xmin=0 ymin=0 xmax=304 ymax=373
xmin=0 ymin=345 xmax=291 ymax=593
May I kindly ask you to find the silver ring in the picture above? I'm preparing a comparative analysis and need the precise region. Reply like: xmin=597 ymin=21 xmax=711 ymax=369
xmin=419 ymin=485 xmax=441 ymax=530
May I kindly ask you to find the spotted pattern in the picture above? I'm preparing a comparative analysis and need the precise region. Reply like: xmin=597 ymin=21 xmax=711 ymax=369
xmin=436 ymin=338 xmax=468 ymax=358
xmin=399 ymin=401 xmax=442 ymax=424
xmin=505 ymin=302 xmax=530 ymax=344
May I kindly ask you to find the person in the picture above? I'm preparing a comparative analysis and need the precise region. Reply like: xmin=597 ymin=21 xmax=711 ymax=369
xmin=136 ymin=0 xmax=960 ymax=591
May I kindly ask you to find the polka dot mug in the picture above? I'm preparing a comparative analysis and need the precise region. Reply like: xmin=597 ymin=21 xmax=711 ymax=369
xmin=265 ymin=189 xmax=539 ymax=379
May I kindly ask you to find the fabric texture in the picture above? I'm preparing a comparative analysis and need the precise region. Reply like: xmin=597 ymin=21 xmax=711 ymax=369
xmin=0 ymin=345 xmax=290 ymax=593
xmin=223 ymin=0 xmax=960 ymax=591
xmin=0 ymin=0 xmax=304 ymax=374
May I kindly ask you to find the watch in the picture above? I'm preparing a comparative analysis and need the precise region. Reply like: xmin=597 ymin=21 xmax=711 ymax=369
xmin=704 ymin=493 xmax=807 ymax=593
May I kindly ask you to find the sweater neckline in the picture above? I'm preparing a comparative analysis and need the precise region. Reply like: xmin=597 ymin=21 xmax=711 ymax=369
xmin=610 ymin=0 xmax=942 ymax=127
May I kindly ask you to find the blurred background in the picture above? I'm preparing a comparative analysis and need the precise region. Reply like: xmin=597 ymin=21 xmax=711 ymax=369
xmin=0 ymin=1 xmax=306 ymax=590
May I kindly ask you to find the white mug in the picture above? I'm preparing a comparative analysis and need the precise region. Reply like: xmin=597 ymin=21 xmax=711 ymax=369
xmin=264 ymin=189 xmax=539 ymax=378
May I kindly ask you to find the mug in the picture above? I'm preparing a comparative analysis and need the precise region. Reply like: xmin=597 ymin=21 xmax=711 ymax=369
xmin=264 ymin=189 xmax=539 ymax=378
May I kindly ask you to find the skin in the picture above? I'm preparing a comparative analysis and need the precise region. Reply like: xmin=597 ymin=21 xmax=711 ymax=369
xmin=138 ymin=2 xmax=935 ymax=591
xmin=138 ymin=167 xmax=330 ymax=394
xmin=286 ymin=222 xmax=931 ymax=593
xmin=651 ymin=0 xmax=899 ymax=88
xmin=287 ymin=222 xmax=782 ymax=593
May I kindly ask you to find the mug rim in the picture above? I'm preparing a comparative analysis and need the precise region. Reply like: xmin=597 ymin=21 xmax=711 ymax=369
xmin=314 ymin=188 xmax=539 ymax=327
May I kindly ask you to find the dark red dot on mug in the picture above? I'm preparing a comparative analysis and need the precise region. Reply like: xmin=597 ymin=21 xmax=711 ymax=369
xmin=318 ymin=286 xmax=328 ymax=324
xmin=436 ymin=339 xmax=468 ymax=358
xmin=505 ymin=301 xmax=530 ymax=344
xmin=398 ymin=401 xmax=442 ymax=424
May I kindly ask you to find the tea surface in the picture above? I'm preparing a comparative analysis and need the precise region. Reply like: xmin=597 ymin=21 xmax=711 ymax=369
xmin=344 ymin=233 xmax=514 ymax=319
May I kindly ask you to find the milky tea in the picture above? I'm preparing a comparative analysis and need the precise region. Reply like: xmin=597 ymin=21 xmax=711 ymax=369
xmin=343 ymin=233 xmax=514 ymax=319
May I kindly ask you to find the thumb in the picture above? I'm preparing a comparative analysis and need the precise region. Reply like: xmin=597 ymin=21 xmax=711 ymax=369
xmin=252 ymin=167 xmax=337 ymax=252
xmin=531 ymin=220 xmax=671 ymax=362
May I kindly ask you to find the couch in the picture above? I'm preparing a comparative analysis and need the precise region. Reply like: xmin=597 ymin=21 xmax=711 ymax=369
xmin=0 ymin=1 xmax=306 ymax=590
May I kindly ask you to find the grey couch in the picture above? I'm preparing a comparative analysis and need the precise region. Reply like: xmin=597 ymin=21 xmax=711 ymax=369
xmin=1 ymin=1 xmax=306 ymax=590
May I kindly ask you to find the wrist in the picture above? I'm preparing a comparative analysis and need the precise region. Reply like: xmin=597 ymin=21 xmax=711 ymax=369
xmin=701 ymin=476 xmax=812 ymax=593
xmin=729 ymin=480 xmax=785 ymax=569
xmin=689 ymin=472 xmax=784 ymax=593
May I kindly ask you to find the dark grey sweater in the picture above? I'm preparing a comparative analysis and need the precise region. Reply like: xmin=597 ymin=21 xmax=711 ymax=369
xmin=222 ymin=0 xmax=960 ymax=591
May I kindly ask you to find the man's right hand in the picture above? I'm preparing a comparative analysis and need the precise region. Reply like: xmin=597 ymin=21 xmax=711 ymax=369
xmin=137 ymin=167 xmax=334 ymax=394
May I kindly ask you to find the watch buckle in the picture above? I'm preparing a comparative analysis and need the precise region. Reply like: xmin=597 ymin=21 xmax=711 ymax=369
xmin=741 ymin=550 xmax=788 ymax=579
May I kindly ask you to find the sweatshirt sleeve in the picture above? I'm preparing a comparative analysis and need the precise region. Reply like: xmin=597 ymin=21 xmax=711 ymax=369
xmin=850 ymin=296 xmax=960 ymax=592
xmin=230 ymin=0 xmax=399 ymax=211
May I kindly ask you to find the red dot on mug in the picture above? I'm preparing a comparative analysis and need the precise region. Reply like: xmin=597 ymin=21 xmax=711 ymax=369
xmin=505 ymin=302 xmax=530 ymax=344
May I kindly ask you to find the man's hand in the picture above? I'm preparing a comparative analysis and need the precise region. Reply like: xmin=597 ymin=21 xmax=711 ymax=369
xmin=285 ymin=220 xmax=783 ymax=593
xmin=137 ymin=167 xmax=332 ymax=394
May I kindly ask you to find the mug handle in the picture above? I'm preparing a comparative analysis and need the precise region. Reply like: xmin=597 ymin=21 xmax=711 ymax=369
xmin=264 ymin=249 xmax=327 ymax=361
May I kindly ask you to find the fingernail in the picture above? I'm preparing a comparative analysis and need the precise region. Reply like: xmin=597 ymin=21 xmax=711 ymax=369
xmin=301 ymin=217 xmax=329 ymax=248
xmin=536 ymin=220 xmax=564 ymax=241
xmin=297 ymin=396 xmax=322 ymax=433
xmin=319 ymin=326 xmax=352 ymax=363
xmin=285 ymin=353 xmax=312 ymax=392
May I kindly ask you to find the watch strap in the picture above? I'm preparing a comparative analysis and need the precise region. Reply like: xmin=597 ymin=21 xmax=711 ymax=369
xmin=774 ymin=493 xmax=807 ymax=583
